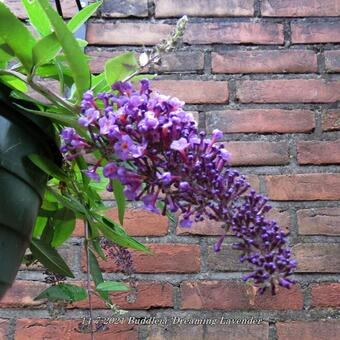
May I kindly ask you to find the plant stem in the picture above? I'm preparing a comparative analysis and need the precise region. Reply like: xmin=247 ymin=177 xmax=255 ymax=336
xmin=84 ymin=220 xmax=95 ymax=340
xmin=0 ymin=69 xmax=76 ymax=113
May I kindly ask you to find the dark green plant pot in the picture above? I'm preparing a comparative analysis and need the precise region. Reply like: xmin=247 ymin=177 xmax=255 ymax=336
xmin=0 ymin=86 xmax=60 ymax=298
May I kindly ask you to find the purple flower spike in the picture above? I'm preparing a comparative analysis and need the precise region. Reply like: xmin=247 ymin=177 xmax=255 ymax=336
xmin=103 ymin=162 xmax=118 ymax=179
xmin=170 ymin=137 xmax=189 ymax=151
xmin=83 ymin=169 xmax=100 ymax=182
xmin=180 ymin=218 xmax=193 ymax=228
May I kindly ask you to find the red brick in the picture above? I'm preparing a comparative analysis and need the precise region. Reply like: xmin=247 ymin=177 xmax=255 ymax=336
xmin=297 ymin=140 xmax=340 ymax=165
xmin=207 ymin=244 xmax=252 ymax=272
xmin=205 ymin=324 xmax=269 ymax=340
xmin=0 ymin=280 xmax=48 ymax=308
xmin=72 ymin=281 xmax=173 ymax=309
xmin=322 ymin=109 xmax=340 ymax=131
xmin=86 ymin=23 xmax=173 ymax=45
xmin=297 ymin=208 xmax=340 ymax=235
xmin=265 ymin=173 xmax=340 ymax=200
xmin=277 ymin=320 xmax=340 ymax=340
xmin=212 ymin=50 xmax=317 ymax=73
xmin=3 ymin=0 xmax=80 ymax=18
xmin=73 ymin=208 xmax=168 ymax=237
xmin=153 ymin=80 xmax=228 ymax=104
xmin=15 ymin=319 xmax=137 ymax=340
xmin=311 ymin=283 xmax=340 ymax=308
xmin=292 ymin=22 xmax=340 ymax=44
xmin=184 ymin=23 xmax=284 ymax=45
xmin=293 ymin=243 xmax=340 ymax=272
xmin=226 ymin=141 xmax=289 ymax=166
xmin=155 ymin=0 xmax=254 ymax=17
xmin=85 ymin=244 xmax=200 ymax=273
xmin=206 ymin=109 xmax=315 ymax=134
xmin=236 ymin=80 xmax=340 ymax=103
xmin=262 ymin=0 xmax=340 ymax=17
xmin=0 ymin=319 xmax=9 ymax=339
xmin=101 ymin=0 xmax=148 ymax=17
xmin=180 ymin=281 xmax=303 ymax=310
xmin=147 ymin=324 xmax=204 ymax=340
xmin=325 ymin=50 xmax=340 ymax=72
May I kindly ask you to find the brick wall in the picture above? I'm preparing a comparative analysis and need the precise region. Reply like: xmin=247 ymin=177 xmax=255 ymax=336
xmin=1 ymin=0 xmax=340 ymax=339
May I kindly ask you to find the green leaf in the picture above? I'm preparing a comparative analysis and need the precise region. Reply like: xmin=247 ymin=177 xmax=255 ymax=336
xmin=97 ymin=221 xmax=152 ymax=253
xmin=0 ymin=3 xmax=36 ymax=70
xmin=51 ymin=208 xmax=76 ymax=248
xmin=89 ymin=249 xmax=110 ymax=302
xmin=33 ymin=216 xmax=48 ymax=238
xmin=0 ymin=75 xmax=27 ymax=92
xmin=112 ymin=179 xmax=125 ymax=225
xmin=91 ymin=72 xmax=110 ymax=93
xmin=30 ymin=238 xmax=74 ymax=277
xmin=96 ymin=281 xmax=130 ymax=292
xmin=28 ymin=154 xmax=67 ymax=181
xmin=34 ymin=283 xmax=87 ymax=302
xmin=104 ymin=52 xmax=138 ymax=87
xmin=46 ymin=188 xmax=86 ymax=215
xmin=22 ymin=0 xmax=52 ymax=36
xmin=36 ymin=0 xmax=90 ymax=100
xmin=91 ymin=238 xmax=106 ymax=260
xmin=131 ymin=74 xmax=156 ymax=82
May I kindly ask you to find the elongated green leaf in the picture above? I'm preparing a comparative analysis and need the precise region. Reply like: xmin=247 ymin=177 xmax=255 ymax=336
xmin=89 ymin=249 xmax=110 ymax=302
xmin=47 ymin=189 xmax=86 ymax=217
xmin=32 ymin=2 xmax=100 ymax=68
xmin=97 ymin=222 xmax=151 ymax=253
xmin=91 ymin=238 xmax=106 ymax=260
xmin=0 ymin=3 xmax=36 ymax=70
xmin=91 ymin=72 xmax=110 ymax=93
xmin=28 ymin=154 xmax=67 ymax=181
xmin=33 ymin=216 xmax=48 ymax=238
xmin=0 ymin=75 xmax=27 ymax=92
xmin=30 ymin=238 xmax=74 ymax=277
xmin=22 ymin=0 xmax=52 ymax=36
xmin=51 ymin=208 xmax=76 ymax=248
xmin=34 ymin=284 xmax=87 ymax=302
xmin=112 ymin=179 xmax=125 ymax=225
xmin=104 ymin=52 xmax=138 ymax=87
xmin=0 ymin=44 xmax=13 ymax=63
xmin=96 ymin=281 xmax=130 ymax=292
xmin=36 ymin=0 xmax=90 ymax=99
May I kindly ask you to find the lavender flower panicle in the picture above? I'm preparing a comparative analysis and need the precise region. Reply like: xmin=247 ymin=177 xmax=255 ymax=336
xmin=60 ymin=80 xmax=297 ymax=295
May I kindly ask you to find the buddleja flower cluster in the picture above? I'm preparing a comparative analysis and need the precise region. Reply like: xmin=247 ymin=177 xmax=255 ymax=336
xmin=60 ymin=80 xmax=297 ymax=295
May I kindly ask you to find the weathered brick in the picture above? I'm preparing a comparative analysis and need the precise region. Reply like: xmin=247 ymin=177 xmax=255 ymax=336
xmin=102 ymin=0 xmax=148 ymax=17
xmin=184 ymin=23 xmax=284 ymax=45
xmin=311 ymin=283 xmax=340 ymax=308
xmin=265 ymin=174 xmax=340 ymax=200
xmin=207 ymin=244 xmax=252 ymax=272
xmin=85 ymin=244 xmax=200 ymax=273
xmin=3 ymin=0 xmax=80 ymax=18
xmin=205 ymin=324 xmax=269 ymax=340
xmin=155 ymin=0 xmax=254 ymax=17
xmin=297 ymin=140 xmax=340 ymax=165
xmin=147 ymin=324 xmax=204 ymax=340
xmin=325 ymin=50 xmax=340 ymax=72
xmin=292 ymin=22 xmax=340 ymax=44
xmin=262 ymin=0 xmax=340 ymax=17
xmin=72 ymin=281 xmax=173 ymax=309
xmin=0 ymin=280 xmax=48 ymax=308
xmin=0 ymin=319 xmax=9 ymax=339
xmin=293 ymin=243 xmax=340 ymax=272
xmin=226 ymin=141 xmax=289 ymax=166
xmin=236 ymin=80 xmax=340 ymax=103
xmin=277 ymin=320 xmax=340 ymax=340
xmin=322 ymin=109 xmax=340 ymax=131
xmin=212 ymin=50 xmax=317 ymax=73
xmin=15 ymin=319 xmax=137 ymax=340
xmin=74 ymin=208 xmax=168 ymax=237
xmin=87 ymin=23 xmax=173 ymax=45
xmin=298 ymin=208 xmax=340 ymax=235
xmin=153 ymin=80 xmax=229 ymax=104
xmin=180 ymin=281 xmax=303 ymax=310
xmin=206 ymin=109 xmax=315 ymax=134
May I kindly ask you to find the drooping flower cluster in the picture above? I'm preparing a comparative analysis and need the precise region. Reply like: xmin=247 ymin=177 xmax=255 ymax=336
xmin=60 ymin=80 xmax=297 ymax=294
